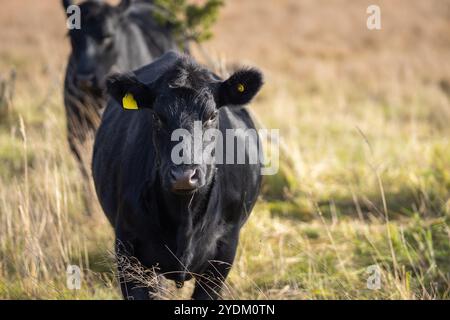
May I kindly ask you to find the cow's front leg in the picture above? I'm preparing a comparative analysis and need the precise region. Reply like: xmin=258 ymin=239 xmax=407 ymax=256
xmin=119 ymin=275 xmax=154 ymax=300
xmin=115 ymin=239 xmax=159 ymax=300
xmin=191 ymin=233 xmax=239 ymax=300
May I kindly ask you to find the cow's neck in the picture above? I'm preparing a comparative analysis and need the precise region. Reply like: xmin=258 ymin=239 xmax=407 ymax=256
xmin=157 ymin=176 xmax=221 ymax=270
xmin=159 ymin=177 xmax=215 ymax=226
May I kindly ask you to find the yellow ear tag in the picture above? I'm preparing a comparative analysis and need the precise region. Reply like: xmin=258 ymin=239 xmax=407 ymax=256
xmin=122 ymin=93 xmax=139 ymax=110
xmin=237 ymin=83 xmax=245 ymax=93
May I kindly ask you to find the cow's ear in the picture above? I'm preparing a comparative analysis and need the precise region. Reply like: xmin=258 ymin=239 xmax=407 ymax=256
xmin=106 ymin=73 xmax=155 ymax=110
xmin=217 ymin=68 xmax=263 ymax=107
xmin=62 ymin=0 xmax=73 ymax=12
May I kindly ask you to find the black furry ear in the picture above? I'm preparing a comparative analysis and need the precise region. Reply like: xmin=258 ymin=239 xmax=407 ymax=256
xmin=217 ymin=68 xmax=263 ymax=107
xmin=106 ymin=73 xmax=155 ymax=110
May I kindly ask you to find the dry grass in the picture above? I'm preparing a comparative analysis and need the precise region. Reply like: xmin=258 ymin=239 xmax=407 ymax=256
xmin=0 ymin=0 xmax=449 ymax=299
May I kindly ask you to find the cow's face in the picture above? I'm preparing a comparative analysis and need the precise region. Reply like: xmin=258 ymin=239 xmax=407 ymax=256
xmin=62 ymin=0 xmax=131 ymax=94
xmin=107 ymin=60 xmax=263 ymax=195
xmin=150 ymin=88 xmax=219 ymax=195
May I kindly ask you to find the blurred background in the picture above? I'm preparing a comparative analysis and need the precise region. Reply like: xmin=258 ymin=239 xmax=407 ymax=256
xmin=0 ymin=0 xmax=449 ymax=299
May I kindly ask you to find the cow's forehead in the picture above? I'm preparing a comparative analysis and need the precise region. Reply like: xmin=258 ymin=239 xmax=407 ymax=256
xmin=164 ymin=61 xmax=218 ymax=89
xmin=156 ymin=87 xmax=215 ymax=111
xmin=149 ymin=87 xmax=215 ymax=125
xmin=79 ymin=2 xmax=113 ymax=21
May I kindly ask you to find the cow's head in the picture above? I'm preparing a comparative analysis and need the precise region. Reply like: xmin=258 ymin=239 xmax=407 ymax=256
xmin=62 ymin=0 xmax=132 ymax=94
xmin=107 ymin=56 xmax=263 ymax=195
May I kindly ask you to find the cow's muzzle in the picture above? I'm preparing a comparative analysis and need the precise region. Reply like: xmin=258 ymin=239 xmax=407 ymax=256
xmin=170 ymin=167 xmax=202 ymax=194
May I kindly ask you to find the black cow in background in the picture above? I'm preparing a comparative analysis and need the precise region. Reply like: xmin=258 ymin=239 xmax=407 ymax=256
xmin=92 ymin=51 xmax=264 ymax=299
xmin=61 ymin=0 xmax=177 ymax=203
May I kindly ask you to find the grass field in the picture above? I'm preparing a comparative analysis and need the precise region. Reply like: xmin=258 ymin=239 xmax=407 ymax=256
xmin=0 ymin=0 xmax=449 ymax=299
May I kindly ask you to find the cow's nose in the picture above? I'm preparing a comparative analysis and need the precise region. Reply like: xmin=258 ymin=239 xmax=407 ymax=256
xmin=170 ymin=168 xmax=200 ymax=191
xmin=76 ymin=73 xmax=96 ymax=88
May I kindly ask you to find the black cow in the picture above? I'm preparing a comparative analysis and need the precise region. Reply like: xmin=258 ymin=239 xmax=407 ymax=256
xmin=62 ymin=0 xmax=176 ymax=183
xmin=92 ymin=51 xmax=264 ymax=299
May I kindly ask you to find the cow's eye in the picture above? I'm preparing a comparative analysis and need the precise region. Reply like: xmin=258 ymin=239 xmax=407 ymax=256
xmin=204 ymin=112 xmax=218 ymax=126
xmin=152 ymin=113 xmax=161 ymax=126
xmin=152 ymin=113 xmax=167 ymax=128
xmin=103 ymin=35 xmax=114 ymax=46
